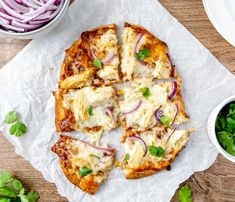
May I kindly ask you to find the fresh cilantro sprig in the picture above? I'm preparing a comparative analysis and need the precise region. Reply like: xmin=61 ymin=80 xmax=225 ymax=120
xmin=79 ymin=167 xmax=93 ymax=177
xmin=140 ymin=87 xmax=151 ymax=99
xmin=160 ymin=115 xmax=172 ymax=127
xmin=215 ymin=102 xmax=235 ymax=156
xmin=135 ymin=48 xmax=150 ymax=61
xmin=178 ymin=185 xmax=192 ymax=202
xmin=148 ymin=145 xmax=164 ymax=157
xmin=93 ymin=58 xmax=102 ymax=69
xmin=4 ymin=111 xmax=27 ymax=137
xmin=87 ymin=106 xmax=94 ymax=116
xmin=0 ymin=170 xmax=39 ymax=202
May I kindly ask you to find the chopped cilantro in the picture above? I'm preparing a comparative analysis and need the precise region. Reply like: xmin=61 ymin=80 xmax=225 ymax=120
xmin=79 ymin=167 xmax=93 ymax=177
xmin=148 ymin=145 xmax=164 ymax=157
xmin=178 ymin=185 xmax=192 ymax=202
xmin=140 ymin=87 xmax=151 ymax=99
xmin=93 ymin=58 xmax=102 ymax=69
xmin=87 ymin=105 xmax=94 ymax=116
xmin=135 ymin=48 xmax=150 ymax=61
xmin=160 ymin=116 xmax=172 ymax=127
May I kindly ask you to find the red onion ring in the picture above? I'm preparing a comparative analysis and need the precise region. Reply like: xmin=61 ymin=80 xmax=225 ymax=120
xmin=164 ymin=128 xmax=176 ymax=150
xmin=129 ymin=135 xmax=147 ymax=157
xmin=154 ymin=106 xmax=164 ymax=122
xmin=168 ymin=81 xmax=177 ymax=100
xmin=106 ymin=106 xmax=115 ymax=121
xmin=102 ymin=53 xmax=117 ymax=65
xmin=134 ymin=33 xmax=144 ymax=54
xmin=123 ymin=100 xmax=142 ymax=115
xmin=170 ymin=103 xmax=179 ymax=126
xmin=166 ymin=52 xmax=175 ymax=77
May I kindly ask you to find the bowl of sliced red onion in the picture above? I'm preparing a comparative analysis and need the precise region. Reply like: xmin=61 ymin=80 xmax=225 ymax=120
xmin=0 ymin=0 xmax=69 ymax=39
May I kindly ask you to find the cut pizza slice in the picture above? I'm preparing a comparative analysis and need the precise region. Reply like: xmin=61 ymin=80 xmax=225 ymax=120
xmin=51 ymin=134 xmax=116 ymax=194
xmin=121 ymin=22 xmax=176 ymax=81
xmin=59 ymin=24 xmax=120 ymax=89
xmin=121 ymin=127 xmax=193 ymax=179
xmin=54 ymin=86 xmax=119 ymax=136
xmin=119 ymin=78 xmax=189 ymax=130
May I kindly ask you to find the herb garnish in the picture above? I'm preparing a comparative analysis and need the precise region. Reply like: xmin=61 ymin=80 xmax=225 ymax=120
xmin=215 ymin=102 xmax=235 ymax=156
xmin=178 ymin=185 xmax=192 ymax=202
xmin=79 ymin=167 xmax=93 ymax=177
xmin=148 ymin=145 xmax=164 ymax=157
xmin=160 ymin=115 xmax=172 ymax=127
xmin=93 ymin=58 xmax=102 ymax=69
xmin=87 ymin=105 xmax=94 ymax=116
xmin=124 ymin=154 xmax=130 ymax=161
xmin=4 ymin=111 xmax=27 ymax=137
xmin=90 ymin=154 xmax=100 ymax=159
xmin=0 ymin=170 xmax=39 ymax=202
xmin=135 ymin=48 xmax=150 ymax=61
xmin=140 ymin=87 xmax=151 ymax=99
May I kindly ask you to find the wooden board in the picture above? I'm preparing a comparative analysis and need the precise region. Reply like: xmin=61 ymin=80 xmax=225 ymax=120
xmin=0 ymin=0 xmax=235 ymax=201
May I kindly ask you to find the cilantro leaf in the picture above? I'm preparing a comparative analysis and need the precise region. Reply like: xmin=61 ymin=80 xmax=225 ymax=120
xmin=160 ymin=115 xmax=172 ymax=127
xmin=178 ymin=185 xmax=192 ymax=202
xmin=10 ymin=178 xmax=23 ymax=192
xmin=0 ymin=171 xmax=11 ymax=188
xmin=4 ymin=111 xmax=18 ymax=124
xmin=148 ymin=145 xmax=164 ymax=157
xmin=79 ymin=167 xmax=92 ymax=177
xmin=0 ymin=187 xmax=16 ymax=198
xmin=10 ymin=121 xmax=27 ymax=137
xmin=87 ymin=105 xmax=94 ymax=116
xmin=124 ymin=154 xmax=130 ymax=161
xmin=0 ymin=198 xmax=11 ymax=202
xmin=135 ymin=48 xmax=150 ymax=61
xmin=140 ymin=87 xmax=151 ymax=99
xmin=93 ymin=58 xmax=102 ymax=69
xmin=26 ymin=190 xmax=39 ymax=202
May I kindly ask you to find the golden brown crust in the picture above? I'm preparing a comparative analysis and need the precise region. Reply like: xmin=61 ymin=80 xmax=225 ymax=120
xmin=59 ymin=24 xmax=119 ymax=89
xmin=54 ymin=90 xmax=75 ymax=132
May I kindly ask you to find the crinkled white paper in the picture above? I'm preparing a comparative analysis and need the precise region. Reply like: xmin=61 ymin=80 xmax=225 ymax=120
xmin=0 ymin=0 xmax=234 ymax=201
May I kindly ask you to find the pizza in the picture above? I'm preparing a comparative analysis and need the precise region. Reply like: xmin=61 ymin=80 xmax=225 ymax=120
xmin=119 ymin=78 xmax=189 ymax=130
xmin=59 ymin=24 xmax=120 ymax=89
xmin=51 ymin=135 xmax=116 ymax=194
xmin=52 ymin=23 xmax=194 ymax=193
xmin=54 ymin=86 xmax=119 ymax=136
xmin=121 ymin=127 xmax=193 ymax=179
xmin=121 ymin=22 xmax=176 ymax=81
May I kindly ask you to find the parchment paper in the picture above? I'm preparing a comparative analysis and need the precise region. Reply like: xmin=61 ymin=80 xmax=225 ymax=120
xmin=0 ymin=0 xmax=235 ymax=201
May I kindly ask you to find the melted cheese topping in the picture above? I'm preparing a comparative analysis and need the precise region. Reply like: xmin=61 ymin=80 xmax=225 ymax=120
xmin=70 ymin=140 xmax=113 ymax=176
xmin=120 ymin=80 xmax=179 ymax=129
xmin=63 ymin=86 xmax=119 ymax=133
xmin=121 ymin=27 xmax=172 ymax=81
xmin=92 ymin=29 xmax=120 ymax=84
xmin=123 ymin=128 xmax=190 ymax=169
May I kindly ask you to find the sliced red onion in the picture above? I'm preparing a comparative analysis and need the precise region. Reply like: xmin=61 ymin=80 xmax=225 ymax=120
xmin=0 ymin=0 xmax=25 ymax=19
xmin=137 ymin=60 xmax=147 ymax=66
xmin=168 ymin=81 xmax=177 ymax=100
xmin=166 ymin=52 xmax=175 ymax=77
xmin=106 ymin=106 xmax=115 ymax=121
xmin=165 ymin=128 xmax=176 ymax=150
xmin=134 ymin=33 xmax=144 ymax=54
xmin=5 ymin=0 xmax=29 ymax=13
xmin=0 ymin=17 xmax=9 ymax=24
xmin=79 ymin=139 xmax=115 ymax=155
xmin=129 ymin=135 xmax=147 ymax=157
xmin=123 ymin=100 xmax=142 ymax=115
xmin=170 ymin=103 xmax=179 ymax=126
xmin=0 ymin=20 xmax=24 ymax=31
xmin=154 ymin=106 xmax=164 ymax=122
xmin=102 ymin=53 xmax=117 ymax=65
xmin=90 ymin=46 xmax=96 ymax=59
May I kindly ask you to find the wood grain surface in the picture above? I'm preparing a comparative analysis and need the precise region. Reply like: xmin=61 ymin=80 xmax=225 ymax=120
xmin=0 ymin=0 xmax=235 ymax=201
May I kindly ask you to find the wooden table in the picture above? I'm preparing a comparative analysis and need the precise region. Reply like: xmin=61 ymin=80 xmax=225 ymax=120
xmin=0 ymin=0 xmax=235 ymax=201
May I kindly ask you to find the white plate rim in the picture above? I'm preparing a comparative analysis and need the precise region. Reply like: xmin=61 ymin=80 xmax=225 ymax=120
xmin=203 ymin=0 xmax=235 ymax=47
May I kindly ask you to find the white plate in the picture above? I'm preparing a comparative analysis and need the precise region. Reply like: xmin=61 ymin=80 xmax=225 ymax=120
xmin=203 ymin=0 xmax=235 ymax=46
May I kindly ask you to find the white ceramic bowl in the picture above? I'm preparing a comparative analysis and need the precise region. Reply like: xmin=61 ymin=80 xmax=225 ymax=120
xmin=207 ymin=95 xmax=235 ymax=163
xmin=0 ymin=0 xmax=70 ymax=39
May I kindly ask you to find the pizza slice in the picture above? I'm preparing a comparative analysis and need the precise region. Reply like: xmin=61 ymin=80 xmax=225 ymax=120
xmin=121 ymin=22 xmax=176 ymax=81
xmin=121 ymin=127 xmax=193 ymax=179
xmin=51 ymin=134 xmax=116 ymax=194
xmin=59 ymin=24 xmax=120 ymax=89
xmin=54 ymin=86 xmax=119 ymax=136
xmin=119 ymin=78 xmax=189 ymax=130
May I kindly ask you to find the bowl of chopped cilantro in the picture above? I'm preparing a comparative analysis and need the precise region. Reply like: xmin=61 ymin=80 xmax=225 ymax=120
xmin=208 ymin=96 xmax=235 ymax=163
